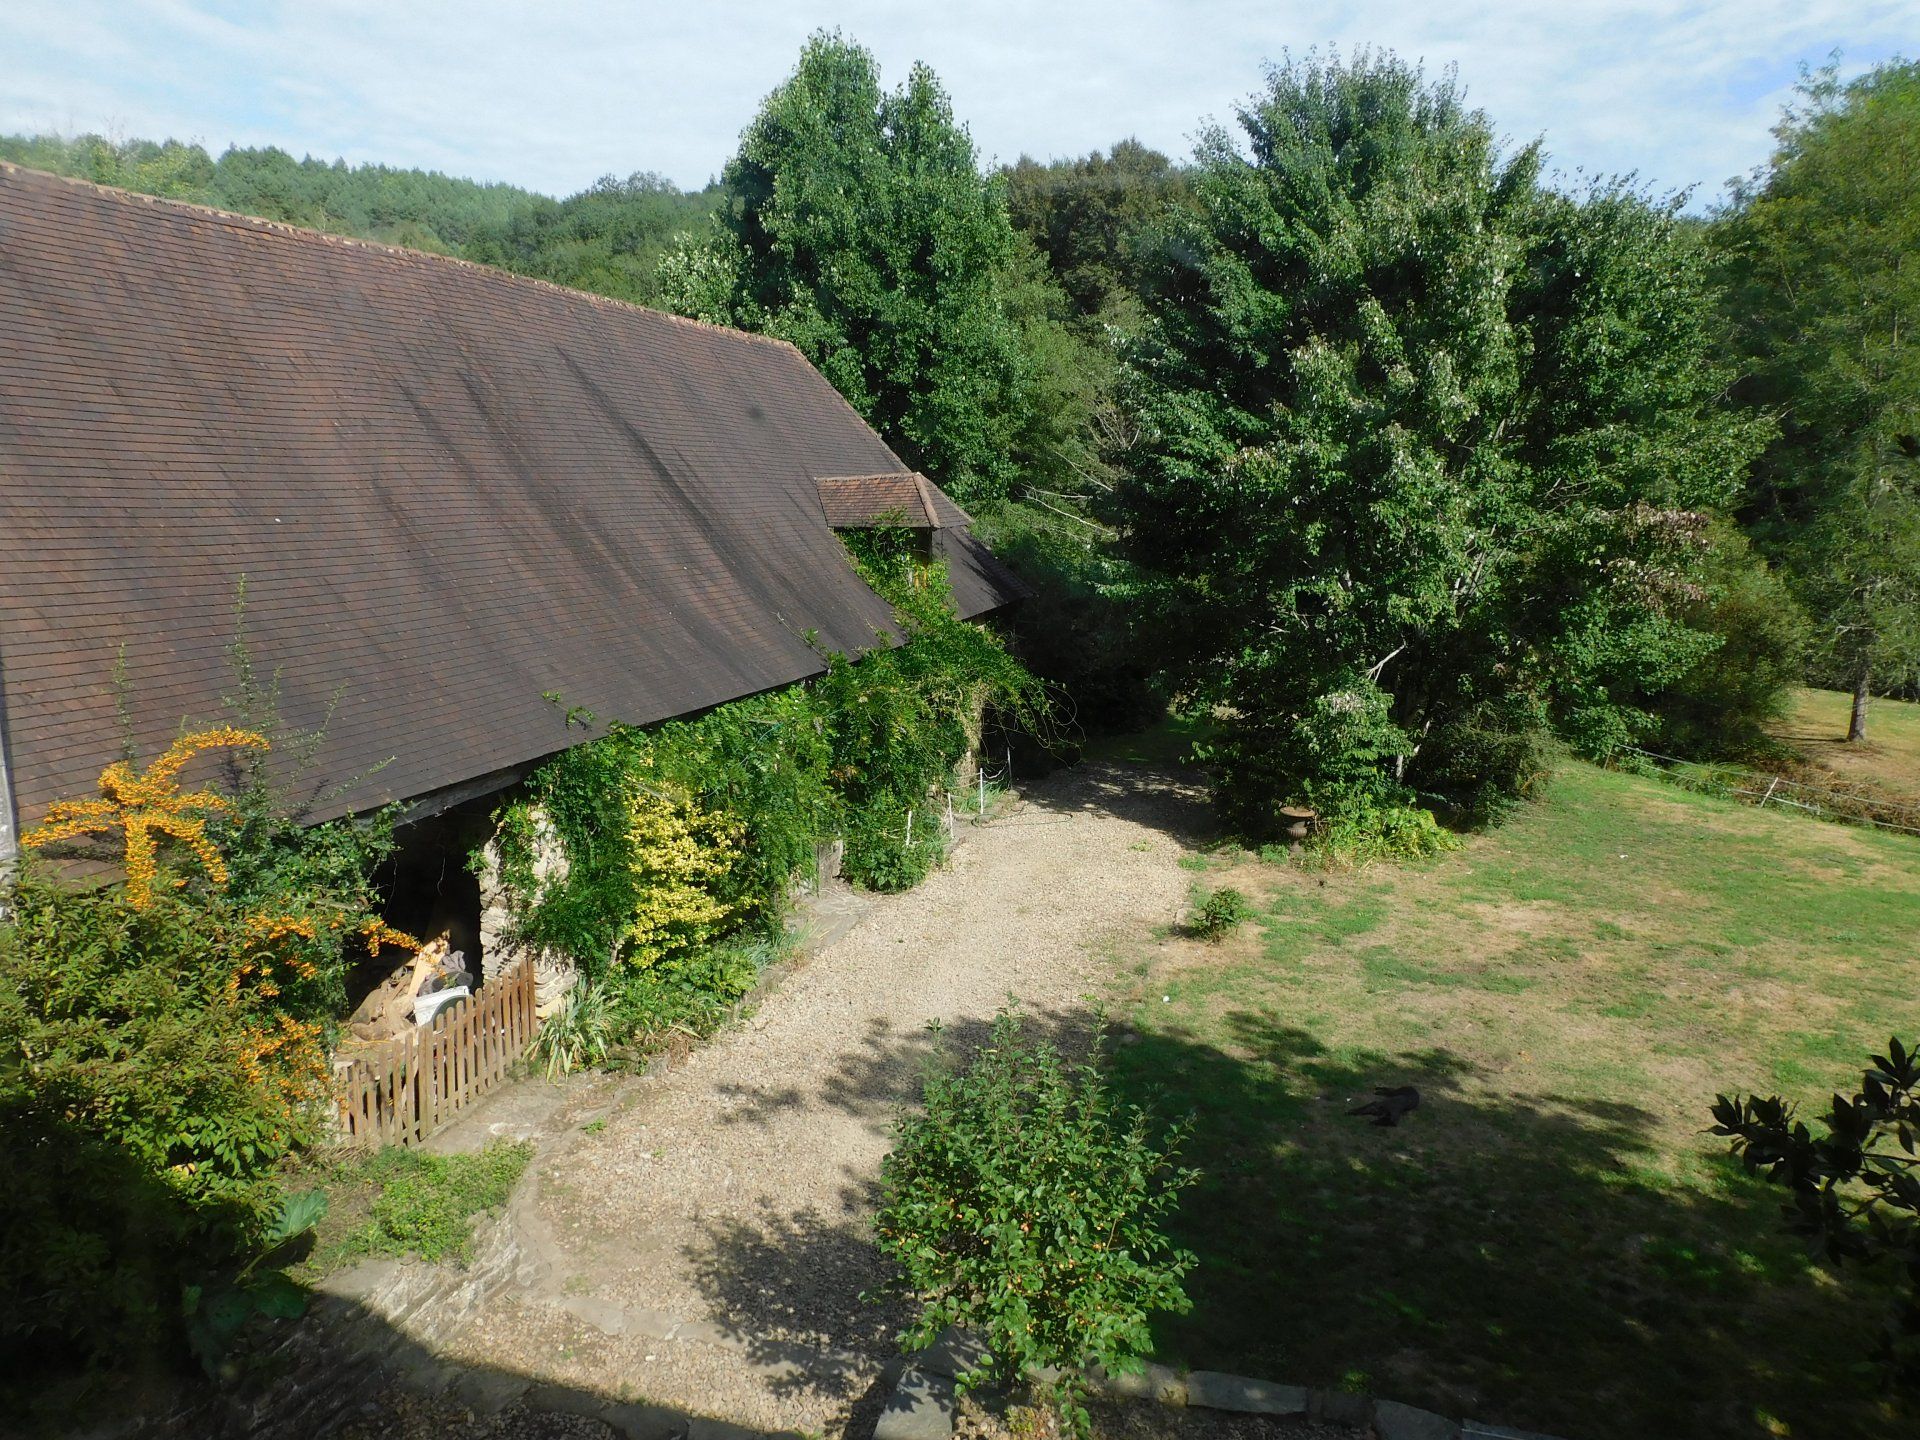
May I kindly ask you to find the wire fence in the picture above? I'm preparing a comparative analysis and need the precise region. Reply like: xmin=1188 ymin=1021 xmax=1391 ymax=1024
xmin=898 ymin=753 xmax=1020 ymax=847
xmin=1613 ymin=744 xmax=1920 ymax=840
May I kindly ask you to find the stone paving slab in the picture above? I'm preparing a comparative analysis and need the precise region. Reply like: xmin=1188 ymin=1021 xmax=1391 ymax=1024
xmin=1185 ymin=1372 xmax=1309 ymax=1416
xmin=1376 ymin=1398 xmax=1462 ymax=1440
xmin=875 ymin=1366 xmax=955 ymax=1440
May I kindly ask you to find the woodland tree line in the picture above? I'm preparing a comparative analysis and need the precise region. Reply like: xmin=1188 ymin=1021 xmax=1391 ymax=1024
xmin=9 ymin=37 xmax=1917 ymax=843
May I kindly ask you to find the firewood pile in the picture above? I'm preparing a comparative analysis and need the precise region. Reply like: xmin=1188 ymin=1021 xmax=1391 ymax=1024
xmin=344 ymin=934 xmax=476 ymax=1044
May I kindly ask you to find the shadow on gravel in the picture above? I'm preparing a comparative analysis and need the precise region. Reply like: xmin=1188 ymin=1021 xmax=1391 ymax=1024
xmin=1009 ymin=760 xmax=1218 ymax=848
xmin=33 ymin=1285 xmax=846 ymax=1440
xmin=685 ymin=1205 xmax=904 ymax=1399
xmin=712 ymin=1006 xmax=1103 ymax=1133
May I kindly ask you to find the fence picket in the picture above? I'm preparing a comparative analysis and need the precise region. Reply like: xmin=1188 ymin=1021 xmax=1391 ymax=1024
xmin=332 ymin=960 xmax=541 ymax=1147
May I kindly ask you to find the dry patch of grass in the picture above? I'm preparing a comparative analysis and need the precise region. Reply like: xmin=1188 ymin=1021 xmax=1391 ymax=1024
xmin=1771 ymin=687 xmax=1920 ymax=802
xmin=1104 ymin=760 xmax=1918 ymax=1440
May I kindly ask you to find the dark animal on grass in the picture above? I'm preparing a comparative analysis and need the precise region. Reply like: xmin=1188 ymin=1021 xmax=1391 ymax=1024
xmin=1349 ymin=1086 xmax=1421 ymax=1127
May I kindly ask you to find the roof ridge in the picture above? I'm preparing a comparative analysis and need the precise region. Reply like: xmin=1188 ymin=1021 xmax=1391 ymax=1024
xmin=0 ymin=160 xmax=802 ymax=354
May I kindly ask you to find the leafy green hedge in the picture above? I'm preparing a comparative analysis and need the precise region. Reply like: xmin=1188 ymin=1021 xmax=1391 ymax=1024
xmin=485 ymin=546 xmax=1046 ymax=996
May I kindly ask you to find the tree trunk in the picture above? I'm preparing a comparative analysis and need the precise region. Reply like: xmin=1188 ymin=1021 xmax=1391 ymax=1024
xmin=1848 ymin=662 xmax=1871 ymax=743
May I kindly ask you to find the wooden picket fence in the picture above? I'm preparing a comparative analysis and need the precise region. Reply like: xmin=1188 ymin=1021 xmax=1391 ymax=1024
xmin=331 ymin=959 xmax=539 ymax=1147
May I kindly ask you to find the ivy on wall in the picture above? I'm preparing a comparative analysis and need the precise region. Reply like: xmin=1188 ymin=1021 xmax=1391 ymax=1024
xmin=484 ymin=541 xmax=1046 ymax=984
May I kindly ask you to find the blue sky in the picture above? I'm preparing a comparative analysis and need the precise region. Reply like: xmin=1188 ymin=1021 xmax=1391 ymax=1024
xmin=1 ymin=2 xmax=1911 ymax=206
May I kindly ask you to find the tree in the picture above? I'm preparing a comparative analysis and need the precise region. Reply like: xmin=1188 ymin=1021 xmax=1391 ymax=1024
xmin=1119 ymin=52 xmax=1770 ymax=837
xmin=1719 ymin=60 xmax=1920 ymax=740
xmin=656 ymin=33 xmax=1038 ymax=509
xmin=463 ymin=172 xmax=719 ymax=308
xmin=1003 ymin=140 xmax=1190 ymax=326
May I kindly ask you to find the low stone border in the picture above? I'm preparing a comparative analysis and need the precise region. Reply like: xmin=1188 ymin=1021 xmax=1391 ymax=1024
xmin=875 ymin=1332 xmax=1570 ymax=1440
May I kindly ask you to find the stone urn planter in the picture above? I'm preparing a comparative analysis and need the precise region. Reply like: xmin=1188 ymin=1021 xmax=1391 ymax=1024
xmin=1278 ymin=806 xmax=1317 ymax=846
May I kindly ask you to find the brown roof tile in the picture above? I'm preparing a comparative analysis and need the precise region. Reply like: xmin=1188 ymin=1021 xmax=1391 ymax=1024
xmin=815 ymin=472 xmax=974 ymax=529
xmin=0 ymin=164 xmax=1022 ymax=839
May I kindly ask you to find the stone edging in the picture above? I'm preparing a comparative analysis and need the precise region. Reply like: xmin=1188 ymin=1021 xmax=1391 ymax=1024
xmin=875 ymin=1331 xmax=1570 ymax=1440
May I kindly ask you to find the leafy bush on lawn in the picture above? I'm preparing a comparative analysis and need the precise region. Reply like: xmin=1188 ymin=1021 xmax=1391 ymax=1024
xmin=873 ymin=1010 xmax=1199 ymax=1422
xmin=1189 ymin=886 xmax=1253 ymax=940
xmin=1712 ymin=1036 xmax=1920 ymax=1387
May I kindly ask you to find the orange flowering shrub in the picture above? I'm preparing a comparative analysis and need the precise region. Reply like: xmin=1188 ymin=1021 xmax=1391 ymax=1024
xmin=1 ymin=728 xmax=411 ymax=1364
xmin=22 ymin=727 xmax=269 ymax=907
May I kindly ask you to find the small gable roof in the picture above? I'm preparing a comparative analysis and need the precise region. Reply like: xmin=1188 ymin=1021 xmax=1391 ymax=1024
xmin=816 ymin=472 xmax=972 ymax=529
xmin=0 ymin=164 xmax=1023 ymax=843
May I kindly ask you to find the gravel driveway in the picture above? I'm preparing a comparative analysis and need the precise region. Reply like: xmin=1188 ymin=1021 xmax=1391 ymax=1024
xmin=445 ymin=759 xmax=1211 ymax=1435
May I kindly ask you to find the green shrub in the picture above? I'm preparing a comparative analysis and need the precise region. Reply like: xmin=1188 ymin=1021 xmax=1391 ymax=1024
xmin=0 ymin=688 xmax=401 ymax=1380
xmin=1305 ymin=797 xmax=1460 ymax=867
xmin=1712 ymin=1038 xmax=1920 ymax=1387
xmin=532 ymin=934 xmax=778 ymax=1078
xmin=530 ymin=979 xmax=616 ymax=1080
xmin=873 ymin=1010 xmax=1199 ymax=1416
xmin=1644 ymin=523 xmax=1809 ymax=758
xmin=1189 ymin=886 xmax=1253 ymax=941
xmin=321 ymin=1141 xmax=532 ymax=1268
xmin=1408 ymin=695 xmax=1557 ymax=822
xmin=841 ymin=796 xmax=947 ymax=892
xmin=0 ymin=879 xmax=334 ymax=1371
xmin=600 ymin=935 xmax=767 ymax=1052
xmin=182 ymin=1187 xmax=328 ymax=1382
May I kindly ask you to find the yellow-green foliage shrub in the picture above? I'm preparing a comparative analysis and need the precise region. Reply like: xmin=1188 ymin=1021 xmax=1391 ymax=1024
xmin=620 ymin=783 xmax=743 ymax=967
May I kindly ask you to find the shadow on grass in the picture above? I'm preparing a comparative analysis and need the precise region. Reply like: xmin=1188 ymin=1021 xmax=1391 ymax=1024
xmin=691 ymin=1002 xmax=1906 ymax=1440
xmin=1104 ymin=1009 xmax=1904 ymax=1440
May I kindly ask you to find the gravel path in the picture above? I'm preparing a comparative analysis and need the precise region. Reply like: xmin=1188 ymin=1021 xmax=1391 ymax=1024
xmin=451 ymin=760 xmax=1210 ymax=1435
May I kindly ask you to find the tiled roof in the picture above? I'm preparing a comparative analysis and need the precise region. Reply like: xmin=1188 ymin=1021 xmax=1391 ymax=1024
xmin=0 ymin=164 xmax=1023 ymax=839
xmin=815 ymin=472 xmax=973 ymax=529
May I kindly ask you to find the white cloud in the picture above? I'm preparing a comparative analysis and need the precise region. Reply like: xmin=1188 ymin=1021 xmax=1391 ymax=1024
xmin=0 ymin=1 xmax=1910 ymax=206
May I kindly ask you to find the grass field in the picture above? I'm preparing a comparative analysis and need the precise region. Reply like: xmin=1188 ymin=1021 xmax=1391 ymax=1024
xmin=1771 ymin=687 xmax=1920 ymax=801
xmin=1102 ymin=759 xmax=1919 ymax=1440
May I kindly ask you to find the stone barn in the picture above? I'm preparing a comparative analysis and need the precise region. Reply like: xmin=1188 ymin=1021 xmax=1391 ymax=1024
xmin=0 ymin=162 xmax=1022 ymax=1003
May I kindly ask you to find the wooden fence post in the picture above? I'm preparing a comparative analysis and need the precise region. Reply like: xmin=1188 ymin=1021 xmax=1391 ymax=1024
xmin=332 ymin=958 xmax=543 ymax=1148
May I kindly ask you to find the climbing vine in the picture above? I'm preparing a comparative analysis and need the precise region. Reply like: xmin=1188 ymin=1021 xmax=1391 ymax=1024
xmin=485 ymin=540 xmax=1048 ymax=991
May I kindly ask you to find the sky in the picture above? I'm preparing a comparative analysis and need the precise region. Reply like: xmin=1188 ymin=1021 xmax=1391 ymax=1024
xmin=1 ymin=1 xmax=1913 ymax=207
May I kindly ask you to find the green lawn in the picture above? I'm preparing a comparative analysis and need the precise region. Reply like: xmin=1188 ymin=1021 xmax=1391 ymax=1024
xmin=1772 ymin=687 xmax=1920 ymax=802
xmin=1104 ymin=760 xmax=1919 ymax=1440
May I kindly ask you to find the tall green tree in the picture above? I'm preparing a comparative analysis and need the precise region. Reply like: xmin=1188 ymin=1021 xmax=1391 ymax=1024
xmin=1120 ymin=53 xmax=1770 ymax=835
xmin=1003 ymin=140 xmax=1190 ymax=326
xmin=464 ymin=171 xmax=720 ymax=307
xmin=656 ymin=33 xmax=1038 ymax=509
xmin=1719 ymin=60 xmax=1920 ymax=739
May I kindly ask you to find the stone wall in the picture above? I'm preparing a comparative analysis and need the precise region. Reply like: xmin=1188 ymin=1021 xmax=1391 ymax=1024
xmin=475 ymin=808 xmax=577 ymax=1020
